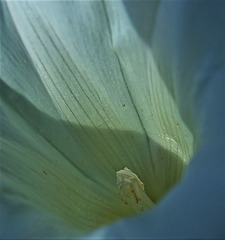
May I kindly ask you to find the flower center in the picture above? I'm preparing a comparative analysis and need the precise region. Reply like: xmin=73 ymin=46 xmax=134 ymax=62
xmin=116 ymin=167 xmax=154 ymax=213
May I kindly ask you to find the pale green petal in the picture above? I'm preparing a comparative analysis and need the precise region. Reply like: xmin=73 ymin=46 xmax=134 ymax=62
xmin=1 ymin=82 xmax=126 ymax=232
xmin=86 ymin=1 xmax=225 ymax=238
xmin=104 ymin=1 xmax=194 ymax=199
xmin=1 ymin=2 xmax=147 ymax=232
xmin=1 ymin=0 xmax=194 ymax=235
xmin=0 ymin=1 xmax=58 ymax=119
xmin=149 ymin=1 xmax=225 ymax=144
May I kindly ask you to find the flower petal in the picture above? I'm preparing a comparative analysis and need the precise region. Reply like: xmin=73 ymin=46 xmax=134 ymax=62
xmin=5 ymin=0 xmax=193 ymax=200
xmin=3 ymin=0 xmax=153 ymax=188
xmin=85 ymin=0 xmax=225 ymax=238
xmin=103 ymin=1 xmax=194 ymax=199
xmin=1 ymin=81 xmax=125 ymax=232
xmin=86 ymin=140 xmax=225 ymax=239
xmin=1 ymin=1 xmax=150 ymax=232
xmin=1 ymin=0 xmax=195 ymax=235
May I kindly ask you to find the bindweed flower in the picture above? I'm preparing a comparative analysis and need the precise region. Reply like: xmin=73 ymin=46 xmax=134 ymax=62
xmin=1 ymin=0 xmax=225 ymax=239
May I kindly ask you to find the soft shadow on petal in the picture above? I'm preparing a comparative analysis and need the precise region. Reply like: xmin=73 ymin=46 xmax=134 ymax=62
xmin=2 ymin=0 xmax=193 ymax=202
xmin=125 ymin=0 xmax=225 ymax=144
xmin=85 ymin=138 xmax=225 ymax=239
xmin=1 ymin=0 xmax=196 ymax=237
xmin=103 ymin=0 xmax=194 ymax=174
xmin=0 ymin=1 xmax=59 ymax=119
xmin=1 ymin=80 xmax=188 ymax=235
xmin=84 ymin=0 xmax=225 ymax=238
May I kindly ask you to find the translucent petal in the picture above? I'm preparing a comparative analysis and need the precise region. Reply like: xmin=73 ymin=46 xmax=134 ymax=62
xmin=1 ymin=81 xmax=132 ymax=232
xmin=1 ymin=0 xmax=195 ymax=235
xmin=85 ymin=0 xmax=225 ymax=238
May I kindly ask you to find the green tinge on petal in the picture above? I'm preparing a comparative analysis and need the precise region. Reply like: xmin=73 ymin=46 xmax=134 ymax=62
xmin=1 ymin=0 xmax=194 ymax=235
xmin=103 ymin=1 xmax=194 ymax=200
xmin=1 ymin=82 xmax=134 ymax=232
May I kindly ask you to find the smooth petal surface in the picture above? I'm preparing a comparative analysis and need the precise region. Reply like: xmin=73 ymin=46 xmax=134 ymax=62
xmin=1 ymin=0 xmax=193 ymax=236
xmin=85 ymin=0 xmax=225 ymax=238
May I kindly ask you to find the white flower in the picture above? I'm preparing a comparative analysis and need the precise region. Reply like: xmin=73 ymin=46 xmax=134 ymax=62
xmin=1 ymin=0 xmax=224 ymax=238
